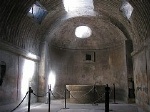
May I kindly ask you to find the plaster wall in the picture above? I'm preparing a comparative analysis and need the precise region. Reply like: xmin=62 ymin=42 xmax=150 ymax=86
xmin=49 ymin=41 xmax=128 ymax=101
xmin=133 ymin=46 xmax=150 ymax=111
xmin=0 ymin=50 xmax=18 ymax=105
xmin=0 ymin=49 xmax=38 ymax=111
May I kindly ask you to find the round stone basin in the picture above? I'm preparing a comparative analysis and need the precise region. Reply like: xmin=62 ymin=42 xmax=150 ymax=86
xmin=66 ymin=85 xmax=105 ymax=104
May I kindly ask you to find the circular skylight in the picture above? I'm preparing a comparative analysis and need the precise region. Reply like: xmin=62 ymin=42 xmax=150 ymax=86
xmin=75 ymin=26 xmax=92 ymax=38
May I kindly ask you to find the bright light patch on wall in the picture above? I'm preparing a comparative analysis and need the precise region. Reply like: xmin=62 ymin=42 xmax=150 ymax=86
xmin=28 ymin=53 xmax=37 ymax=60
xmin=120 ymin=1 xmax=133 ymax=20
xmin=75 ymin=26 xmax=92 ymax=38
xmin=48 ymin=71 xmax=56 ymax=91
xmin=63 ymin=0 xmax=94 ymax=12
xmin=21 ymin=60 xmax=35 ymax=96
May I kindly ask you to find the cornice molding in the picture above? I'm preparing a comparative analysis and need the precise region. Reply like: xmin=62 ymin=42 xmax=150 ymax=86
xmin=0 ymin=41 xmax=40 ymax=61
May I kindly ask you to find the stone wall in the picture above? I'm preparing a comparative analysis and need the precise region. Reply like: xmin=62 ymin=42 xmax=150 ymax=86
xmin=133 ymin=45 xmax=150 ymax=111
xmin=0 ymin=50 xmax=18 ymax=105
xmin=49 ymin=41 xmax=128 ymax=102
xmin=0 ymin=47 xmax=39 ymax=111
xmin=130 ymin=1 xmax=150 ymax=111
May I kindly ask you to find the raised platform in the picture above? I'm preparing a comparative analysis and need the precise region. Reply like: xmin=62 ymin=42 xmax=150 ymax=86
xmin=66 ymin=85 xmax=105 ymax=104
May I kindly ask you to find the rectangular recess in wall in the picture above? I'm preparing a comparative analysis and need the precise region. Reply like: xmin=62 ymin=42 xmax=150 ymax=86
xmin=84 ymin=51 xmax=95 ymax=62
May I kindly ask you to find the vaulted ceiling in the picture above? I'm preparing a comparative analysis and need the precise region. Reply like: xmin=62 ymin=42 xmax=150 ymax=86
xmin=0 ymin=0 xmax=150 ymax=55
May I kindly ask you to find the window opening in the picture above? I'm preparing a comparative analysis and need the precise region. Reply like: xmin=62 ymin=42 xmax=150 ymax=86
xmin=63 ymin=0 xmax=94 ymax=12
xmin=85 ymin=52 xmax=95 ymax=62
xmin=120 ymin=0 xmax=133 ymax=20
xmin=28 ymin=1 xmax=48 ymax=24
xmin=75 ymin=26 xmax=92 ymax=38
xmin=86 ymin=54 xmax=92 ymax=61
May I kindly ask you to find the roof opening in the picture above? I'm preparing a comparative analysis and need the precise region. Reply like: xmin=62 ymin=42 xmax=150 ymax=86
xmin=28 ymin=1 xmax=48 ymax=24
xmin=63 ymin=0 xmax=94 ymax=12
xmin=120 ymin=1 xmax=133 ymax=20
xmin=75 ymin=26 xmax=92 ymax=38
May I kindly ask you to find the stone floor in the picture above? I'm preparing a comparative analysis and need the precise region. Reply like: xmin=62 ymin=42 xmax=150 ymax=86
xmin=12 ymin=100 xmax=146 ymax=112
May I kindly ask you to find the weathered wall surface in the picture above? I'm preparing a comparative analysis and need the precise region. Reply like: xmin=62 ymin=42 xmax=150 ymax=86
xmin=147 ymin=47 xmax=150 ymax=111
xmin=0 ymin=48 xmax=38 ymax=111
xmin=49 ymin=42 xmax=128 ymax=102
xmin=133 ymin=45 xmax=150 ymax=111
xmin=0 ymin=2 xmax=41 ymax=110
xmin=0 ymin=50 xmax=18 ymax=105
